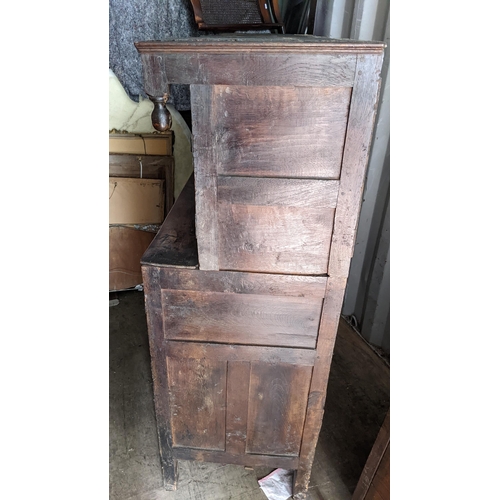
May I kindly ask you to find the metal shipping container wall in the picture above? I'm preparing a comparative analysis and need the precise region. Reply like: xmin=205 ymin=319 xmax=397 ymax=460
xmin=314 ymin=0 xmax=390 ymax=353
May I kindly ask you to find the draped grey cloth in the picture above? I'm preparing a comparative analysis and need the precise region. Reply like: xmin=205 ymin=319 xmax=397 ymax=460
xmin=109 ymin=0 xmax=199 ymax=110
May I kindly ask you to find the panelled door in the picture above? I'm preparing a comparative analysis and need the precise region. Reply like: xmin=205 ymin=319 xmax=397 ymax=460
xmin=165 ymin=340 xmax=315 ymax=469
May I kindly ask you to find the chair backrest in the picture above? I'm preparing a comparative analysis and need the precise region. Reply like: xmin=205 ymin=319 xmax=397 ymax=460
xmin=189 ymin=0 xmax=285 ymax=33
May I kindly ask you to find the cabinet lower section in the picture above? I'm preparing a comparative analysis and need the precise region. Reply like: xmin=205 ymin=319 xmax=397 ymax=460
xmin=166 ymin=341 xmax=314 ymax=460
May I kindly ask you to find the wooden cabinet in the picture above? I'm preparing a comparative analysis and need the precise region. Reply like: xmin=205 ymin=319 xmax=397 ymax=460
xmin=138 ymin=36 xmax=384 ymax=498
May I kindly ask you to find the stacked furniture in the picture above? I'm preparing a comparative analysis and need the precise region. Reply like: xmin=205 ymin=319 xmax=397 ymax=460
xmin=109 ymin=133 xmax=174 ymax=292
xmin=137 ymin=36 xmax=384 ymax=498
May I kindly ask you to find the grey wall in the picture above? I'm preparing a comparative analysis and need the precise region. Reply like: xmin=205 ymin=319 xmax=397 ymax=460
xmin=314 ymin=0 xmax=390 ymax=353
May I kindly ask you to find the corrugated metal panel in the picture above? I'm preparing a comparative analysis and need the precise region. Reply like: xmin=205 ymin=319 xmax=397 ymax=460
xmin=313 ymin=0 xmax=390 ymax=352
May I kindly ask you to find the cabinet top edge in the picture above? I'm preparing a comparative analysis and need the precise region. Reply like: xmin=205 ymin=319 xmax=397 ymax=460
xmin=135 ymin=35 xmax=385 ymax=54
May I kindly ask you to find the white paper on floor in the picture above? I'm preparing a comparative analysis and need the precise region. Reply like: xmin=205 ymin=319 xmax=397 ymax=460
xmin=258 ymin=468 xmax=293 ymax=500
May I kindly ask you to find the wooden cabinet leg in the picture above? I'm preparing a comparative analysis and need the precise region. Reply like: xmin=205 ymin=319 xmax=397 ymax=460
xmin=158 ymin=426 xmax=178 ymax=490
xmin=292 ymin=461 xmax=313 ymax=499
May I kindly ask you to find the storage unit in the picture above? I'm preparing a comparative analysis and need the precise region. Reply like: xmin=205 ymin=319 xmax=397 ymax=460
xmin=137 ymin=36 xmax=384 ymax=497
xmin=109 ymin=136 xmax=174 ymax=292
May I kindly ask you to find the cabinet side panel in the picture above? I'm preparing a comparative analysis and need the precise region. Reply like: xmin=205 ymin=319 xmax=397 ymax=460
xmin=214 ymin=85 xmax=351 ymax=179
xmin=191 ymin=85 xmax=219 ymax=270
xmin=218 ymin=203 xmax=335 ymax=275
xmin=162 ymin=289 xmax=322 ymax=348
xmin=246 ymin=362 xmax=312 ymax=456
xmin=226 ymin=361 xmax=251 ymax=455
xmin=167 ymin=356 xmax=227 ymax=451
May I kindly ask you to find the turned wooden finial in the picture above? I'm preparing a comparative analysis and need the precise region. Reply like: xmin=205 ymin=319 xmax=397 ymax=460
xmin=148 ymin=93 xmax=172 ymax=132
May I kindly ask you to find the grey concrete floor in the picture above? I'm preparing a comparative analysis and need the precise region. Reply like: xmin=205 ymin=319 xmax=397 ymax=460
xmin=110 ymin=290 xmax=389 ymax=500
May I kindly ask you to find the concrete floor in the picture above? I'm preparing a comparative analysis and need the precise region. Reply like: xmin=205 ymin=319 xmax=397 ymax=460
xmin=110 ymin=290 xmax=389 ymax=500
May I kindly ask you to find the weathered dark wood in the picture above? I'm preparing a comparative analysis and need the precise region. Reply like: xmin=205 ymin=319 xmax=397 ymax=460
xmin=141 ymin=174 xmax=198 ymax=268
xmin=352 ymin=410 xmax=390 ymax=500
xmin=293 ymin=53 xmax=384 ymax=496
xmin=328 ymin=54 xmax=385 ymax=279
xmin=218 ymin=203 xmax=335 ymax=275
xmin=172 ymin=447 xmax=299 ymax=469
xmin=246 ymin=362 xmax=312 ymax=456
xmin=137 ymin=37 xmax=385 ymax=497
xmin=167 ymin=356 xmax=227 ymax=451
xmin=139 ymin=52 xmax=356 ymax=91
xmin=214 ymin=85 xmax=350 ymax=179
xmin=162 ymin=289 xmax=322 ymax=347
xmin=166 ymin=341 xmax=317 ymax=366
xmin=217 ymin=177 xmax=339 ymax=208
xmin=141 ymin=267 xmax=178 ymax=490
xmin=365 ymin=444 xmax=389 ymax=500
xmin=226 ymin=361 xmax=251 ymax=455
xmin=159 ymin=268 xmax=327 ymax=298
xmin=135 ymin=36 xmax=385 ymax=54
xmin=191 ymin=85 xmax=219 ymax=271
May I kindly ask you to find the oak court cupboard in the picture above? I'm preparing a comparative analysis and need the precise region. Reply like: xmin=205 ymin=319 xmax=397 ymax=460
xmin=136 ymin=35 xmax=385 ymax=498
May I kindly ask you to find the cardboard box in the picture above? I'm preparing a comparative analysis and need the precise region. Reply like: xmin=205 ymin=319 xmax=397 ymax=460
xmin=109 ymin=133 xmax=173 ymax=156
xmin=109 ymin=177 xmax=165 ymax=225
xmin=109 ymin=226 xmax=155 ymax=291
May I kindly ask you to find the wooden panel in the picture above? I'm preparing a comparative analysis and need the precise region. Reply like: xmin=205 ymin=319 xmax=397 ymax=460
xmin=214 ymin=86 xmax=351 ymax=179
xmin=246 ymin=362 xmax=312 ymax=456
xmin=294 ymin=53 xmax=385 ymax=496
xmin=217 ymin=177 xmax=339 ymax=208
xmin=159 ymin=268 xmax=327 ymax=298
xmin=218 ymin=203 xmax=335 ymax=275
xmin=141 ymin=174 xmax=198 ymax=269
xmin=191 ymin=85 xmax=219 ymax=271
xmin=167 ymin=356 xmax=226 ymax=451
xmin=141 ymin=266 xmax=178 ymax=489
xmin=172 ymin=447 xmax=299 ymax=469
xmin=225 ymin=361 xmax=250 ymax=455
xmin=136 ymin=37 xmax=385 ymax=55
xmin=328 ymin=54 xmax=385 ymax=278
xmin=162 ymin=289 xmax=323 ymax=348
xmin=353 ymin=410 xmax=390 ymax=500
xmin=365 ymin=445 xmax=390 ymax=500
xmin=166 ymin=341 xmax=316 ymax=366
xmin=138 ymin=52 xmax=357 ymax=92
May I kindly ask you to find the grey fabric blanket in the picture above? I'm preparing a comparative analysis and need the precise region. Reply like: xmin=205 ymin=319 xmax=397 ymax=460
xmin=109 ymin=0 xmax=199 ymax=110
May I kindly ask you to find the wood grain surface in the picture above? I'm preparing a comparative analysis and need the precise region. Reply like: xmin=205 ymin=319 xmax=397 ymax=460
xmin=138 ymin=52 xmax=357 ymax=93
xmin=159 ymin=268 xmax=327 ymax=298
xmin=217 ymin=177 xmax=339 ymax=208
xmin=162 ymin=289 xmax=323 ymax=348
xmin=293 ymin=53 xmax=384 ymax=496
xmin=246 ymin=362 xmax=312 ymax=456
xmin=191 ymin=85 xmax=219 ymax=271
xmin=138 ymin=39 xmax=386 ymax=497
xmin=167 ymin=357 xmax=227 ymax=451
xmin=218 ymin=203 xmax=335 ymax=275
xmin=225 ymin=361 xmax=251 ymax=455
xmin=166 ymin=341 xmax=316 ymax=366
xmin=141 ymin=266 xmax=178 ymax=489
xmin=214 ymin=85 xmax=350 ymax=179
xmin=141 ymin=174 xmax=198 ymax=269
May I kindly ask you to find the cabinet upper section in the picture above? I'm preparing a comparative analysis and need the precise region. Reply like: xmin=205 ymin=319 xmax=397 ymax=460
xmin=135 ymin=35 xmax=385 ymax=93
